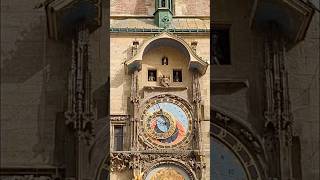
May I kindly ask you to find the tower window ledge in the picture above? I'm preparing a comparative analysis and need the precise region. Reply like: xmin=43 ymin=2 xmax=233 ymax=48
xmin=143 ymin=86 xmax=188 ymax=91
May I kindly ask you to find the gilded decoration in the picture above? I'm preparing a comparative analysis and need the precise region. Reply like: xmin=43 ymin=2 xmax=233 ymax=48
xmin=150 ymin=168 xmax=185 ymax=180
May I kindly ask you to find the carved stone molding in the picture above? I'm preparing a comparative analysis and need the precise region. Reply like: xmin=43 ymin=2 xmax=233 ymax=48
xmin=109 ymin=151 xmax=202 ymax=179
xmin=124 ymin=32 xmax=208 ymax=75
xmin=211 ymin=121 xmax=266 ymax=180
xmin=110 ymin=115 xmax=130 ymax=123
xmin=212 ymin=110 xmax=263 ymax=152
xmin=109 ymin=153 xmax=131 ymax=172
xmin=0 ymin=176 xmax=53 ymax=180
xmin=0 ymin=167 xmax=64 ymax=180
xmin=64 ymin=27 xmax=95 ymax=145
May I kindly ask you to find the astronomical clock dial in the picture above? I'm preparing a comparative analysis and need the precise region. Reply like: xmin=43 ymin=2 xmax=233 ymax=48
xmin=141 ymin=96 xmax=192 ymax=148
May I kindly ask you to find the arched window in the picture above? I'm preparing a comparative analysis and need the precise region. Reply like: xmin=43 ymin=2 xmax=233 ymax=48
xmin=157 ymin=0 xmax=173 ymax=11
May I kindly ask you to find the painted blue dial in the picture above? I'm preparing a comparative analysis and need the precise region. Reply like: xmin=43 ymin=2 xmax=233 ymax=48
xmin=156 ymin=116 xmax=170 ymax=132
xmin=147 ymin=102 xmax=189 ymax=130
xmin=142 ymin=95 xmax=193 ymax=147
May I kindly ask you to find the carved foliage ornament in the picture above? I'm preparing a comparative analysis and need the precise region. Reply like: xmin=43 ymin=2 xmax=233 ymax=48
xmin=109 ymin=152 xmax=204 ymax=174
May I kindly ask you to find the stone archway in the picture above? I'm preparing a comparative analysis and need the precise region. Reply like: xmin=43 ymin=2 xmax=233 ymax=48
xmin=125 ymin=32 xmax=208 ymax=75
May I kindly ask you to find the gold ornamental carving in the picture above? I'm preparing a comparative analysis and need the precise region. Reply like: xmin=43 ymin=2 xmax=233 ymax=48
xmin=150 ymin=168 xmax=185 ymax=180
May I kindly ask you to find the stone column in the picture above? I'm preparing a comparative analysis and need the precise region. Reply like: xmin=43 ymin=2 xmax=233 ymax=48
xmin=192 ymin=71 xmax=206 ymax=179
xmin=263 ymin=23 xmax=293 ymax=180
xmin=65 ymin=25 xmax=95 ymax=180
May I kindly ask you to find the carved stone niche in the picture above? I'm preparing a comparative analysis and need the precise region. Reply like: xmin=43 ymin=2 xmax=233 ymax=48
xmin=125 ymin=32 xmax=208 ymax=103
xmin=125 ymin=32 xmax=208 ymax=75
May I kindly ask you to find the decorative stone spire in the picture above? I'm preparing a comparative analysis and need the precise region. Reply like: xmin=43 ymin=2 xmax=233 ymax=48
xmin=154 ymin=0 xmax=173 ymax=28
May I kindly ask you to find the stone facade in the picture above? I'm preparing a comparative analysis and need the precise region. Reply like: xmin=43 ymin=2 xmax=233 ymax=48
xmin=212 ymin=0 xmax=319 ymax=179
xmin=1 ymin=0 xmax=109 ymax=179
xmin=109 ymin=0 xmax=211 ymax=179
xmin=111 ymin=0 xmax=209 ymax=16
xmin=286 ymin=12 xmax=320 ymax=180
xmin=0 ymin=0 xmax=318 ymax=180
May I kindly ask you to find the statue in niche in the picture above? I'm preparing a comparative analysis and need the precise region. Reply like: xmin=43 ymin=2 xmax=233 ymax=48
xmin=173 ymin=70 xmax=182 ymax=82
xmin=160 ymin=75 xmax=170 ymax=87
xmin=148 ymin=71 xmax=156 ymax=81
xmin=162 ymin=56 xmax=168 ymax=65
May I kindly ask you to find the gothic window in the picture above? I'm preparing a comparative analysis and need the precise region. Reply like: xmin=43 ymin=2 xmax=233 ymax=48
xmin=211 ymin=27 xmax=231 ymax=65
xmin=148 ymin=69 xmax=157 ymax=81
xmin=114 ymin=126 xmax=124 ymax=151
xmin=173 ymin=70 xmax=182 ymax=82
xmin=158 ymin=0 xmax=173 ymax=11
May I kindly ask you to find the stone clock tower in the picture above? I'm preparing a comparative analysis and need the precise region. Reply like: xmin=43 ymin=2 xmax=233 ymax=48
xmin=107 ymin=0 xmax=210 ymax=179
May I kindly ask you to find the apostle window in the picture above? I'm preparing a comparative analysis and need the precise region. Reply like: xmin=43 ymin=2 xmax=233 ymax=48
xmin=148 ymin=70 xmax=157 ymax=81
xmin=211 ymin=28 xmax=231 ymax=65
xmin=173 ymin=70 xmax=182 ymax=82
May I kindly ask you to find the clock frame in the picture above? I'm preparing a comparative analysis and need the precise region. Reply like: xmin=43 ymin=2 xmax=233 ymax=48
xmin=140 ymin=94 xmax=193 ymax=148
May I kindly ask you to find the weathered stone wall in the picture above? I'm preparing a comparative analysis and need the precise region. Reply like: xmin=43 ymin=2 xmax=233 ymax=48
xmin=110 ymin=35 xmax=210 ymax=118
xmin=1 ymin=1 xmax=109 ymax=178
xmin=286 ymin=11 xmax=320 ymax=180
xmin=1 ymin=0 xmax=69 ymax=167
xmin=212 ymin=0 xmax=266 ymax=134
xmin=111 ymin=0 xmax=209 ymax=16
xmin=213 ymin=0 xmax=319 ymax=179
xmin=109 ymin=32 xmax=211 ymax=180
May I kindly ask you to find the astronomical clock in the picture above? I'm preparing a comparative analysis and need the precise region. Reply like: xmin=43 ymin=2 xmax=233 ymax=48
xmin=108 ymin=1 xmax=210 ymax=177
xmin=108 ymin=31 xmax=209 ymax=180
xmin=140 ymin=95 xmax=193 ymax=148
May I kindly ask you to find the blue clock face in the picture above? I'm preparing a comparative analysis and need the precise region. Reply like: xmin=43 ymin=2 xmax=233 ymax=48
xmin=156 ymin=116 xmax=170 ymax=132
xmin=142 ymin=96 xmax=192 ymax=148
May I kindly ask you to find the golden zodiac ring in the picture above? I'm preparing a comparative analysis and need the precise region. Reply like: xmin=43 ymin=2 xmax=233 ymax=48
xmin=145 ymin=110 xmax=177 ymax=140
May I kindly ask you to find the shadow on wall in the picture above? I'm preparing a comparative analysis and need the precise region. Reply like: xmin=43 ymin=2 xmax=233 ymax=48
xmin=1 ymin=16 xmax=70 ymax=165
xmin=1 ymin=23 xmax=69 ymax=83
